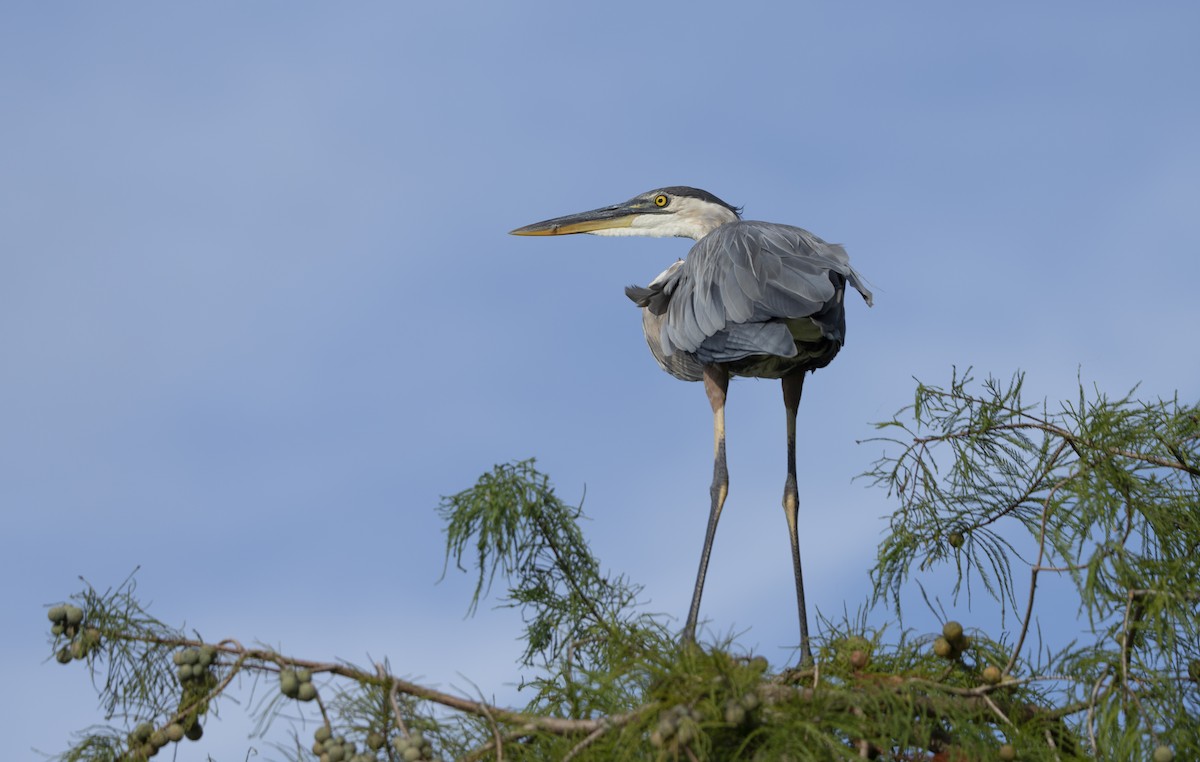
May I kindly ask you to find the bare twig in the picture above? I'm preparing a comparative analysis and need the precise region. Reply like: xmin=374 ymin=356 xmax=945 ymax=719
xmin=912 ymin=419 xmax=1200 ymax=477
xmin=378 ymin=664 xmax=410 ymax=738
xmin=478 ymin=700 xmax=503 ymax=762
xmin=980 ymin=692 xmax=1012 ymax=726
xmin=561 ymin=724 xmax=610 ymax=762
xmin=1085 ymin=672 xmax=1106 ymax=756
xmin=1008 ymin=458 xmax=1072 ymax=674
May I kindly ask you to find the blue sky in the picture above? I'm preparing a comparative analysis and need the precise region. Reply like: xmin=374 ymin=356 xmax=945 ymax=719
xmin=3 ymin=3 xmax=1199 ymax=759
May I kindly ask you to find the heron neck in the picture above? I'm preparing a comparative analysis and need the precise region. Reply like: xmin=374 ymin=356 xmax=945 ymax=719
xmin=629 ymin=202 xmax=739 ymax=240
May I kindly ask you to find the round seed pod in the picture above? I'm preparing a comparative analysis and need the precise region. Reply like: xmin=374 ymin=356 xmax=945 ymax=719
xmin=1152 ymin=746 xmax=1174 ymax=762
xmin=64 ymin=605 xmax=84 ymax=627
xmin=402 ymin=747 xmax=422 ymax=762
xmin=948 ymin=531 xmax=965 ymax=548
xmin=982 ymin=666 xmax=1002 ymax=685
xmin=998 ymin=743 xmax=1016 ymax=760
xmin=279 ymin=670 xmax=300 ymax=698
xmin=942 ymin=621 xmax=964 ymax=646
xmin=185 ymin=721 xmax=203 ymax=741
xmin=55 ymin=647 xmax=72 ymax=664
xmin=657 ymin=713 xmax=679 ymax=735
xmin=675 ymin=717 xmax=698 ymax=745
xmin=48 ymin=606 xmax=67 ymax=623
xmin=296 ymin=668 xmax=313 ymax=683
xmin=296 ymin=682 xmax=317 ymax=702
xmin=653 ymin=722 xmax=676 ymax=745
xmin=849 ymin=649 xmax=870 ymax=670
xmin=366 ymin=731 xmax=385 ymax=750
xmin=723 ymin=701 xmax=746 ymax=725
xmin=933 ymin=637 xmax=954 ymax=659
xmin=165 ymin=723 xmax=184 ymax=743
xmin=51 ymin=623 xmax=65 ymax=637
xmin=133 ymin=722 xmax=154 ymax=743
xmin=150 ymin=729 xmax=169 ymax=749
xmin=739 ymin=691 xmax=760 ymax=711
xmin=314 ymin=726 xmax=333 ymax=742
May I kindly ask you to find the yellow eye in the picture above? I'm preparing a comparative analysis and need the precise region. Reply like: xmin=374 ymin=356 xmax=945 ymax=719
xmin=654 ymin=194 xmax=669 ymax=207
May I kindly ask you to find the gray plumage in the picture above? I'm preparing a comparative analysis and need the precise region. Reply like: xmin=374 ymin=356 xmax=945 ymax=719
xmin=510 ymin=186 xmax=872 ymax=666
xmin=626 ymin=220 xmax=873 ymax=382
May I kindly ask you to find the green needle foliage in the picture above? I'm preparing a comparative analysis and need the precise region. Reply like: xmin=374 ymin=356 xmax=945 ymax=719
xmin=42 ymin=371 xmax=1200 ymax=761
xmin=864 ymin=369 xmax=1200 ymax=758
xmin=439 ymin=460 xmax=670 ymax=671
xmin=439 ymin=459 xmax=672 ymax=717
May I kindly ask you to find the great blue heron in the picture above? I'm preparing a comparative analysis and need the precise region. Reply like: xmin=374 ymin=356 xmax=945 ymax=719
xmin=511 ymin=186 xmax=872 ymax=664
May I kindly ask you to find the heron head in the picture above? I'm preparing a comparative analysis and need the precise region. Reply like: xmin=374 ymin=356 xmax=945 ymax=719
xmin=510 ymin=186 xmax=740 ymax=241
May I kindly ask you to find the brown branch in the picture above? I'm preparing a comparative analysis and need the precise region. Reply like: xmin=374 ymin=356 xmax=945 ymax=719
xmin=115 ymin=632 xmax=652 ymax=738
xmin=913 ymin=420 xmax=1199 ymax=476
xmin=529 ymin=511 xmax=609 ymax=632
xmin=478 ymin=700 xmax=503 ymax=762
xmin=106 ymin=627 xmax=1111 ymax=758
xmin=378 ymin=664 xmax=410 ymax=738
xmin=561 ymin=724 xmax=611 ymax=762
xmin=977 ymin=436 xmax=1071 ymax=532
xmin=461 ymin=730 xmax=530 ymax=762
xmin=1008 ymin=452 xmax=1073 ymax=674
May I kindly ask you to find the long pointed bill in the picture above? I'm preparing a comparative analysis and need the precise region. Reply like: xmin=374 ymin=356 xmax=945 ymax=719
xmin=509 ymin=200 xmax=650 ymax=236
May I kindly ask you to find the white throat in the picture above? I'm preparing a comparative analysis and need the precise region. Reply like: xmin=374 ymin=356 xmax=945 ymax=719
xmin=590 ymin=196 xmax=738 ymax=240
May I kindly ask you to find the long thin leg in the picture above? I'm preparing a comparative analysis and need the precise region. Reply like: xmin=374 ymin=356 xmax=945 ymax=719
xmin=683 ymin=365 xmax=730 ymax=642
xmin=782 ymin=372 xmax=813 ymax=666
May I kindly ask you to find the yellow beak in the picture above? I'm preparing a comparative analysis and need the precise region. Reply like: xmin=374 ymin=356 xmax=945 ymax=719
xmin=509 ymin=200 xmax=649 ymax=236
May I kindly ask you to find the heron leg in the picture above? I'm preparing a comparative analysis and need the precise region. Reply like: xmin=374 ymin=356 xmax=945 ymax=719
xmin=783 ymin=372 xmax=814 ymax=666
xmin=683 ymin=365 xmax=730 ymax=643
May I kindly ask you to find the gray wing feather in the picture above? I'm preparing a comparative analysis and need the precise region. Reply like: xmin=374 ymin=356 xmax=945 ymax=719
xmin=699 ymin=322 xmax=797 ymax=361
xmin=636 ymin=221 xmax=872 ymax=364
xmin=637 ymin=306 xmax=706 ymax=381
